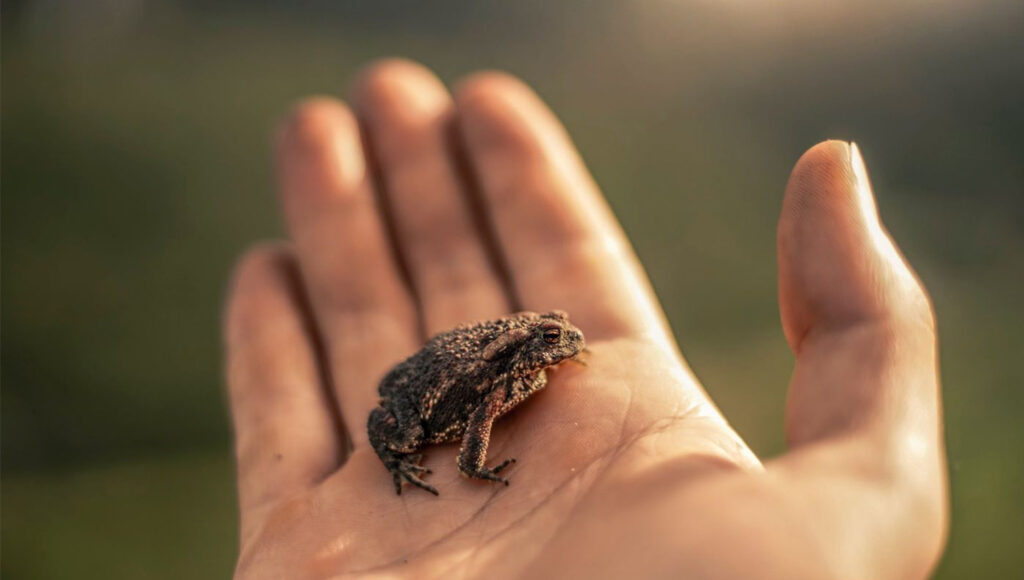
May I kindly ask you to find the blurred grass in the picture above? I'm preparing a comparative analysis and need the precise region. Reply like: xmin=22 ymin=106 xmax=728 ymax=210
xmin=3 ymin=1 xmax=1023 ymax=578
xmin=2 ymin=451 xmax=237 ymax=578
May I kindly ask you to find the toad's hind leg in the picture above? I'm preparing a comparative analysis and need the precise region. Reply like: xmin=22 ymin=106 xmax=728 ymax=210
xmin=368 ymin=407 xmax=438 ymax=496
xmin=457 ymin=390 xmax=517 ymax=486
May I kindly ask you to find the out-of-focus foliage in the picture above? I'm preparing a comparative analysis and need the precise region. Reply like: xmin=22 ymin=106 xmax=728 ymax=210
xmin=3 ymin=1 xmax=1022 ymax=577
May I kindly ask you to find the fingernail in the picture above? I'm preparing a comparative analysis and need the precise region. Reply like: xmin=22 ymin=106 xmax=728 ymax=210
xmin=849 ymin=141 xmax=877 ymax=221
xmin=848 ymin=142 xmax=910 ymax=274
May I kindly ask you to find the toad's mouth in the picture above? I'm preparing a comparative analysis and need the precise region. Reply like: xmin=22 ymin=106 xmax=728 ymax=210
xmin=561 ymin=347 xmax=590 ymax=368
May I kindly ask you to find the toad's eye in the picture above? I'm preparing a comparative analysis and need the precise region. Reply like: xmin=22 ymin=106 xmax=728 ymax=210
xmin=543 ymin=328 xmax=561 ymax=344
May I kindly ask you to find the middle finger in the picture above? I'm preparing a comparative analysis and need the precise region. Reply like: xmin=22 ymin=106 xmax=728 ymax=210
xmin=354 ymin=60 xmax=511 ymax=334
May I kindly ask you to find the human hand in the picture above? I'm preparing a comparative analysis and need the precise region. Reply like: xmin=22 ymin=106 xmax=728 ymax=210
xmin=224 ymin=60 xmax=947 ymax=579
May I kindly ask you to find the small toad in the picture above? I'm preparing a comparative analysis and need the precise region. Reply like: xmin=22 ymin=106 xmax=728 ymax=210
xmin=368 ymin=311 xmax=586 ymax=495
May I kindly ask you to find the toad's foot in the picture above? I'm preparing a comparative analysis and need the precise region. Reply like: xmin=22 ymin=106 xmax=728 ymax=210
xmin=460 ymin=457 xmax=517 ymax=486
xmin=388 ymin=453 xmax=437 ymax=496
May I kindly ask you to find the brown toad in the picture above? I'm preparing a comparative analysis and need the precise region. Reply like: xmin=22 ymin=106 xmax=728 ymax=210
xmin=367 ymin=310 xmax=585 ymax=495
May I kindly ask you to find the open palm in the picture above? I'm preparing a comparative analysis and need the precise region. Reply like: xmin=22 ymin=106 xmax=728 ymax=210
xmin=224 ymin=61 xmax=946 ymax=579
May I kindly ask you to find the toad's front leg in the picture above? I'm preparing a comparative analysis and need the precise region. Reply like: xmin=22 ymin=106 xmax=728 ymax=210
xmin=457 ymin=388 xmax=516 ymax=485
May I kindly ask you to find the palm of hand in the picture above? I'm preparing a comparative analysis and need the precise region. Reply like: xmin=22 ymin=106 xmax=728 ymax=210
xmin=245 ymin=339 xmax=742 ymax=577
xmin=225 ymin=60 xmax=946 ymax=579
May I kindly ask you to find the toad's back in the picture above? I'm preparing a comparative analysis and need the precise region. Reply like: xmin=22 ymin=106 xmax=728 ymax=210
xmin=376 ymin=327 xmax=504 ymax=441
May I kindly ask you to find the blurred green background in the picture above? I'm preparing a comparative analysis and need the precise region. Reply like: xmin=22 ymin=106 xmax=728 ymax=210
xmin=3 ymin=0 xmax=1022 ymax=577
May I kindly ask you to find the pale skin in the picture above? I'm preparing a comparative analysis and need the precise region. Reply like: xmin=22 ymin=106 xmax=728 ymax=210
xmin=224 ymin=60 xmax=948 ymax=579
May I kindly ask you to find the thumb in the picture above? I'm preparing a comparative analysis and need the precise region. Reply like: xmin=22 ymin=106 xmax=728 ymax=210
xmin=773 ymin=141 xmax=948 ymax=578
xmin=777 ymin=140 xmax=938 ymax=449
